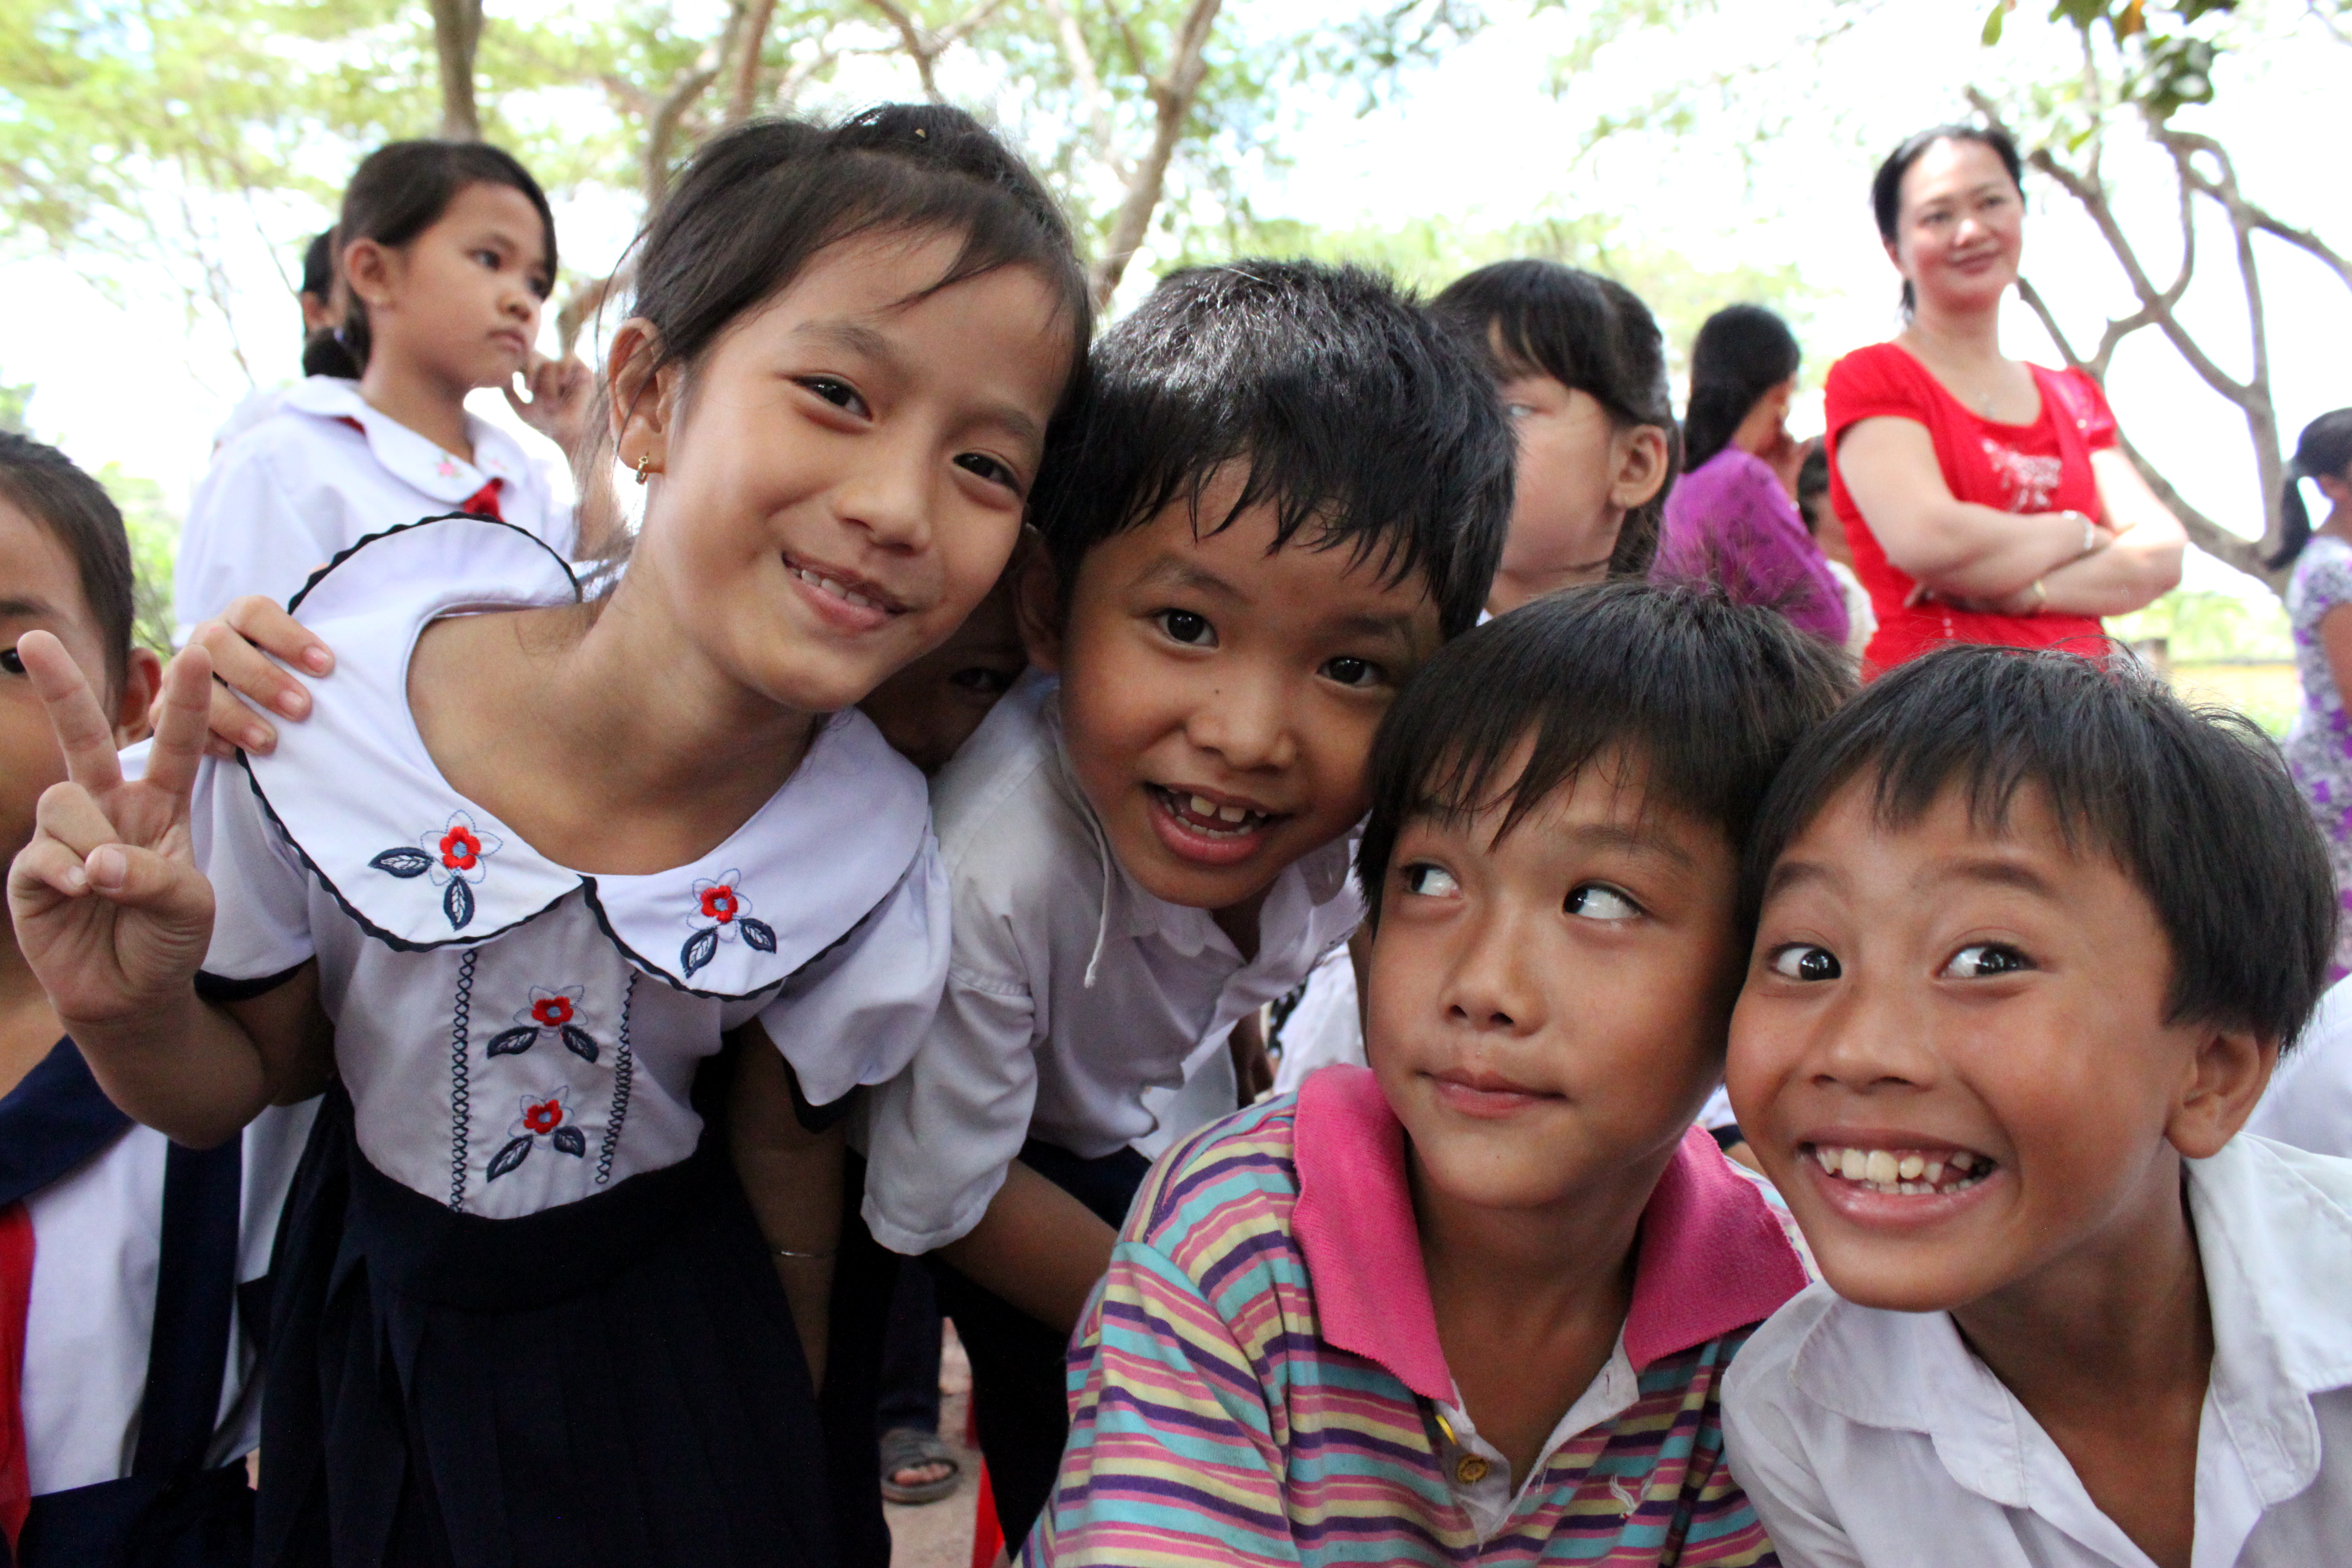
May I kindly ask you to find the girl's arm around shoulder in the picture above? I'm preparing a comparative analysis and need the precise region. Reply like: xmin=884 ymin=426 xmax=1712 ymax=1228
xmin=728 ymin=1027 xmax=842 ymax=1391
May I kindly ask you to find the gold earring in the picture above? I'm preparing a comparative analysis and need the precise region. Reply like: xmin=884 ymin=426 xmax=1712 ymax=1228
xmin=635 ymin=453 xmax=654 ymax=486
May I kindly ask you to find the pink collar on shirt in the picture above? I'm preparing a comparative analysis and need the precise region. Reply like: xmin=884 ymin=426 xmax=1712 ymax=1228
xmin=1292 ymin=1064 xmax=1806 ymax=1401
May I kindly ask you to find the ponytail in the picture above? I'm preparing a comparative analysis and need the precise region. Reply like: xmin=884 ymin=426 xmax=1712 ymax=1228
xmin=2270 ymin=408 xmax=2352 ymax=571
xmin=1681 ymin=304 xmax=1801 ymax=473
xmin=301 ymin=326 xmax=362 ymax=380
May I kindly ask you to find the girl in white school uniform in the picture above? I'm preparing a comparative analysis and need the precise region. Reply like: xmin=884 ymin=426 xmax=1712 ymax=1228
xmin=9 ymin=105 xmax=1088 ymax=1568
xmin=175 ymin=141 xmax=595 ymax=638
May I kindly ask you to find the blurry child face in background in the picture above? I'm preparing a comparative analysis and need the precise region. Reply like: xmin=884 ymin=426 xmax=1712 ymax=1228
xmin=1729 ymin=778 xmax=2263 ymax=1317
xmin=1367 ymin=745 xmax=1742 ymax=1216
xmin=1030 ymin=466 xmax=1444 ymax=924
xmin=1488 ymin=364 xmax=1668 ymax=616
xmin=0 ymin=499 xmax=157 ymax=870
xmin=346 ymin=180 xmax=553 ymax=392
xmin=859 ymin=563 xmax=1027 ymax=775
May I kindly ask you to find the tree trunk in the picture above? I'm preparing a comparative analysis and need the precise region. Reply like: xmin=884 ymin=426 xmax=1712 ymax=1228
xmin=1087 ymin=0 xmax=1225 ymax=307
xmin=431 ymin=0 xmax=486 ymax=141
xmin=726 ymin=0 xmax=781 ymax=123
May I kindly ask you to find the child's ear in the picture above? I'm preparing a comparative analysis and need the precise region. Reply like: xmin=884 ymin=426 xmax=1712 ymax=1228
xmin=606 ymin=318 xmax=678 ymax=480
xmin=2166 ymin=1023 xmax=2278 ymax=1161
xmin=1610 ymin=424 xmax=1672 ymax=512
xmin=110 ymin=646 xmax=164 ymax=749
xmin=342 ymin=237 xmax=396 ymax=313
xmin=1012 ymin=533 xmax=1064 ymax=674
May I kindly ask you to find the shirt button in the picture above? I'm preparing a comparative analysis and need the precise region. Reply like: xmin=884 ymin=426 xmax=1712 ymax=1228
xmin=1455 ymin=1454 xmax=1490 ymax=1486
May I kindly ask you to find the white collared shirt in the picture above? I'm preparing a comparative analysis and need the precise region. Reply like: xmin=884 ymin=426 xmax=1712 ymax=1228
xmin=1722 ymin=1133 xmax=2352 ymax=1568
xmin=176 ymin=377 xmax=574 ymax=636
xmin=197 ymin=516 xmax=947 ymax=1218
xmin=859 ymin=670 xmax=1363 ymax=1254
xmin=2247 ymin=974 xmax=2352 ymax=1159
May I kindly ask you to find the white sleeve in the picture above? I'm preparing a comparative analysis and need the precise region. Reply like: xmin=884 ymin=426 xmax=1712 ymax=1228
xmin=1719 ymin=1360 xmax=1868 ymax=1568
xmin=754 ymin=834 xmax=949 ymax=1109
xmin=194 ymin=759 xmax=317 ymax=986
xmin=858 ymin=898 xmax=1041 ymax=1256
xmin=175 ymin=440 xmax=338 ymax=635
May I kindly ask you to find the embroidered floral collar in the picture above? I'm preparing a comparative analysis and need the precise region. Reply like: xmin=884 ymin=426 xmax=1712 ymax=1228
xmin=241 ymin=516 xmax=931 ymax=1000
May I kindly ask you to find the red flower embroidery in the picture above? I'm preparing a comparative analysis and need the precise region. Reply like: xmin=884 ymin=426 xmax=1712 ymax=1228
xmin=522 ymin=1097 xmax=565 ymax=1135
xmin=699 ymin=885 xmax=740 ymax=923
xmin=439 ymin=825 xmax=483 ymax=871
xmin=531 ymin=995 xmax=574 ymax=1028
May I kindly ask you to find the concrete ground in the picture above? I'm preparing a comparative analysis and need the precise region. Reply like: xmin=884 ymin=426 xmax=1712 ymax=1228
xmin=886 ymin=1324 xmax=993 ymax=1568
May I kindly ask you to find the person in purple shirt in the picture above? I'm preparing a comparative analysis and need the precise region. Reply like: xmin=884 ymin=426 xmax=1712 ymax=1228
xmin=1655 ymin=305 xmax=1851 ymax=646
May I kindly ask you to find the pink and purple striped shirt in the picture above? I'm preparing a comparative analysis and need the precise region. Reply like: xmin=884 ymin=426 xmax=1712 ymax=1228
xmin=1027 ymin=1065 xmax=1810 ymax=1566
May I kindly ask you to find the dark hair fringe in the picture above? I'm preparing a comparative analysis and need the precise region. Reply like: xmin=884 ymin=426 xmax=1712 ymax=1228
xmin=1429 ymin=260 xmax=1680 ymax=578
xmin=1682 ymin=304 xmax=1801 ymax=473
xmin=1870 ymin=123 xmax=2025 ymax=317
xmin=2266 ymin=407 xmax=2352 ymax=570
xmin=0 ymin=431 xmax=135 ymax=693
xmin=1358 ymin=581 xmax=1855 ymax=926
xmin=1741 ymin=642 xmax=2337 ymax=1048
xmin=327 ymin=141 xmax=557 ymax=377
xmin=1028 ymin=259 xmax=1513 ymax=639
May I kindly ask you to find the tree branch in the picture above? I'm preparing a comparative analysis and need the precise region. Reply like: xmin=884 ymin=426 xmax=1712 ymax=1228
xmin=1042 ymin=0 xmax=1117 ymax=166
xmin=429 ymin=0 xmax=486 ymax=140
xmin=726 ymin=0 xmax=781 ymax=123
xmin=1088 ymin=0 xmax=1225 ymax=306
xmin=862 ymin=0 xmax=946 ymax=100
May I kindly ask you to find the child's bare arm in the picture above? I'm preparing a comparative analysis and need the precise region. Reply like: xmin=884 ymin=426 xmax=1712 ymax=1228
xmin=934 ymin=1161 xmax=1117 ymax=1336
xmin=8 ymin=635 xmax=327 ymax=1146
xmin=729 ymin=1027 xmax=844 ymax=1391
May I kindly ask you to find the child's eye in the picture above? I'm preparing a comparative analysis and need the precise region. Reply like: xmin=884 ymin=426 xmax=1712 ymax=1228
xmin=1157 ymin=609 xmax=1214 ymax=647
xmin=1503 ymin=402 xmax=1535 ymax=419
xmin=797 ymin=377 xmax=869 ymax=417
xmin=1941 ymin=943 xmax=2030 ymax=980
xmin=947 ymin=665 xmax=1017 ymax=698
xmin=1767 ymin=944 xmax=1841 ymax=981
xmin=1400 ymin=862 xmax=1460 ymax=898
xmin=1564 ymin=883 xmax=1640 ymax=922
xmin=1320 ymin=654 xmax=1383 ymax=689
xmin=953 ymin=452 xmax=1020 ymax=492
xmin=474 ymin=248 xmax=502 ymax=270
xmin=0 ymin=643 xmax=23 ymax=676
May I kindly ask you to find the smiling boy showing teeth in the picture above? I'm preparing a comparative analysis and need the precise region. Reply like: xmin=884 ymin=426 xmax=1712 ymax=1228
xmin=858 ymin=261 xmax=1512 ymax=1546
xmin=1723 ymin=645 xmax=2352 ymax=1568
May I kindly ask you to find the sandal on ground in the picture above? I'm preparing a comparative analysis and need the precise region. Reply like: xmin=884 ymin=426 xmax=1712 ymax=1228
xmin=880 ymin=1425 xmax=962 ymax=1506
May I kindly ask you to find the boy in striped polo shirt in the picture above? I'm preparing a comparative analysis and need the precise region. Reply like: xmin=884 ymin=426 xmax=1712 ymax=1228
xmin=1030 ymin=584 xmax=1850 ymax=1565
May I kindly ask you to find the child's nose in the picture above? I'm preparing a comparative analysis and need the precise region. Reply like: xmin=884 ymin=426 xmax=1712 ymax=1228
xmin=1807 ymin=978 xmax=1940 ymax=1092
xmin=1183 ymin=671 xmax=1295 ymax=772
xmin=834 ymin=445 xmax=932 ymax=553
xmin=1443 ymin=905 xmax=1544 ymax=1036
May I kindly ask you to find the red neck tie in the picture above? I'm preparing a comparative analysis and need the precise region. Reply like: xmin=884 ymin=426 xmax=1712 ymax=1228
xmin=0 ymin=1201 xmax=34 ymax=1555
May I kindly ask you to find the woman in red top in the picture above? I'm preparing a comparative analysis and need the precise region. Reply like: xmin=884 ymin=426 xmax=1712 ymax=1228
xmin=1827 ymin=123 xmax=2184 ymax=671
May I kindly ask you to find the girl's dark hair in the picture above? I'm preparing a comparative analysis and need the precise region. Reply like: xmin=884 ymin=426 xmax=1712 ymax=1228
xmin=2266 ymin=408 xmax=2352 ymax=570
xmin=1870 ymin=123 xmax=2025 ymax=317
xmin=0 ymin=432 xmax=134 ymax=694
xmin=1682 ymin=305 xmax=1801 ymax=473
xmin=1028 ymin=259 xmax=1512 ymax=640
xmin=618 ymin=105 xmax=1089 ymax=430
xmin=1430 ymin=260 xmax=1679 ymax=578
xmin=1742 ymin=644 xmax=2335 ymax=1047
xmin=304 ymin=140 xmax=557 ymax=380
xmin=1358 ymin=581 xmax=1854 ymax=927
xmin=1795 ymin=440 xmax=1831 ymax=534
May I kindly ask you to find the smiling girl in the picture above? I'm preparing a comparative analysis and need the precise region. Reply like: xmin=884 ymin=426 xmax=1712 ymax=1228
xmin=7 ymin=107 xmax=1088 ymax=1568
xmin=175 ymin=142 xmax=599 ymax=637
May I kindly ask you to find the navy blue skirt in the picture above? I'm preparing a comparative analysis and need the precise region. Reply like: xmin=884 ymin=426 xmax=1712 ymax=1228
xmin=255 ymin=1086 xmax=869 ymax=1568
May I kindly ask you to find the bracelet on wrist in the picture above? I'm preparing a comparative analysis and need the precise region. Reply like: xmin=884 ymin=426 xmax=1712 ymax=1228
xmin=772 ymin=1245 xmax=837 ymax=1260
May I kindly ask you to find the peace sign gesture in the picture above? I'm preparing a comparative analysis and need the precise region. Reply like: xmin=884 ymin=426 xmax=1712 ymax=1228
xmin=7 ymin=632 xmax=218 ymax=1031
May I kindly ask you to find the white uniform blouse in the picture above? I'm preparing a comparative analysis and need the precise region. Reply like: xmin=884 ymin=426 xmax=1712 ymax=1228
xmin=176 ymin=377 xmax=575 ymax=637
xmin=194 ymin=516 xmax=949 ymax=1219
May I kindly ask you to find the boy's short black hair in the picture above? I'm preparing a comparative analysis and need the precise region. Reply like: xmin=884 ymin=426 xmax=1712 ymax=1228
xmin=1359 ymin=582 xmax=1854 ymax=923
xmin=1742 ymin=644 xmax=2336 ymax=1046
xmin=0 ymin=431 xmax=133 ymax=694
xmin=1027 ymin=260 xmax=1513 ymax=640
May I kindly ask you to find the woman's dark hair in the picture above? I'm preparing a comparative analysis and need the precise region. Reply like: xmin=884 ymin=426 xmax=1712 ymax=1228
xmin=1870 ymin=123 xmax=2025 ymax=317
xmin=618 ymin=104 xmax=1088 ymax=431
xmin=1028 ymin=259 xmax=1511 ymax=640
xmin=303 ymin=141 xmax=557 ymax=380
xmin=1430 ymin=260 xmax=1679 ymax=578
xmin=299 ymin=229 xmax=335 ymax=301
xmin=0 ymin=432 xmax=134 ymax=694
xmin=1682 ymin=304 xmax=1802 ymax=473
xmin=1358 ymin=581 xmax=1854 ymax=926
xmin=1742 ymin=643 xmax=2335 ymax=1047
xmin=2265 ymin=408 xmax=2352 ymax=570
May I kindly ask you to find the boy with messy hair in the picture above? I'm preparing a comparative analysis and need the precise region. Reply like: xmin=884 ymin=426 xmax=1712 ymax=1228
xmin=1030 ymin=585 xmax=1850 ymax=1566
xmin=859 ymin=259 xmax=1514 ymax=1544
xmin=1724 ymin=645 xmax=2350 ymax=1566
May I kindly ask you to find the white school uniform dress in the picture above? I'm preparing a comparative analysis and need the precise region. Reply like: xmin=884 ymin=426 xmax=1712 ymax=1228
xmin=1721 ymin=1133 xmax=2352 ymax=1568
xmin=190 ymin=514 xmax=946 ymax=1564
xmin=175 ymin=377 xmax=574 ymax=638
xmin=859 ymin=669 xmax=1364 ymax=1254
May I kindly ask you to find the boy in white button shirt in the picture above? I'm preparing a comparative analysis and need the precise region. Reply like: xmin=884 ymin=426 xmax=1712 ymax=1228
xmin=860 ymin=260 xmax=1513 ymax=1545
xmin=1721 ymin=644 xmax=2350 ymax=1568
